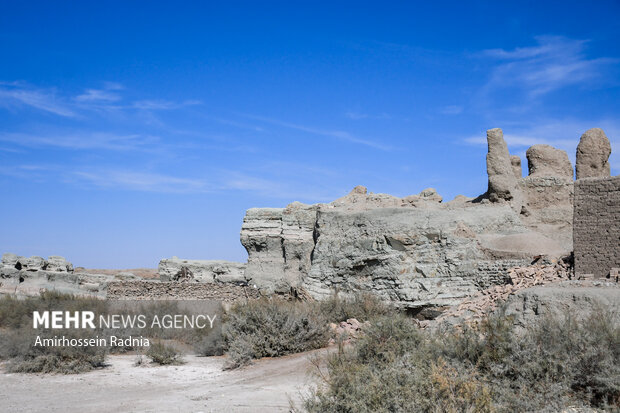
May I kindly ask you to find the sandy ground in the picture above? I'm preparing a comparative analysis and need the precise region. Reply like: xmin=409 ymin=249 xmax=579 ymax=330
xmin=0 ymin=350 xmax=326 ymax=412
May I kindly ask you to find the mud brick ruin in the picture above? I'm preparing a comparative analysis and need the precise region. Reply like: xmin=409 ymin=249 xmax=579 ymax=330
xmin=574 ymin=175 xmax=620 ymax=278
xmin=2 ymin=127 xmax=618 ymax=310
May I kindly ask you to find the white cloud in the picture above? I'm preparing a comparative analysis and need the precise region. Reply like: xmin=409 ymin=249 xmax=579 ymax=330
xmin=244 ymin=114 xmax=392 ymax=151
xmin=132 ymin=99 xmax=202 ymax=110
xmin=75 ymin=89 xmax=121 ymax=103
xmin=0 ymin=132 xmax=159 ymax=151
xmin=73 ymin=170 xmax=210 ymax=193
xmin=344 ymin=111 xmax=393 ymax=120
xmin=0 ymin=81 xmax=201 ymax=117
xmin=222 ymin=171 xmax=336 ymax=202
xmin=479 ymin=36 xmax=618 ymax=98
xmin=0 ymin=85 xmax=76 ymax=117
xmin=441 ymin=105 xmax=463 ymax=115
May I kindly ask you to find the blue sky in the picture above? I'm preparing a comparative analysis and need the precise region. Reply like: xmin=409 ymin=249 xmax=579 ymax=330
xmin=1 ymin=1 xmax=619 ymax=268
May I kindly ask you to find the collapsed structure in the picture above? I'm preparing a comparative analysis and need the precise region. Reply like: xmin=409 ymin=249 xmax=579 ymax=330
xmin=1 ymin=127 xmax=617 ymax=311
xmin=238 ymin=128 xmax=614 ymax=309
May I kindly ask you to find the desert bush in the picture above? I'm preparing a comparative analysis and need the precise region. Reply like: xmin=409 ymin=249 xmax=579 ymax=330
xmin=302 ymin=310 xmax=620 ymax=412
xmin=194 ymin=327 xmax=226 ymax=356
xmin=223 ymin=298 xmax=330 ymax=369
xmin=317 ymin=292 xmax=392 ymax=324
xmin=1 ymin=326 xmax=107 ymax=374
xmin=0 ymin=292 xmax=109 ymax=373
xmin=303 ymin=314 xmax=493 ymax=413
xmin=147 ymin=341 xmax=183 ymax=365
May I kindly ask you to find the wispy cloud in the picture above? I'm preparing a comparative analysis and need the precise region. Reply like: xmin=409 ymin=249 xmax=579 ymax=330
xmin=0 ymin=84 xmax=77 ymax=117
xmin=222 ymin=171 xmax=336 ymax=202
xmin=244 ymin=114 xmax=392 ymax=151
xmin=131 ymin=99 xmax=202 ymax=110
xmin=0 ymin=164 xmax=57 ymax=181
xmin=344 ymin=111 xmax=392 ymax=120
xmin=75 ymin=89 xmax=121 ymax=103
xmin=0 ymin=132 xmax=159 ymax=151
xmin=73 ymin=170 xmax=210 ymax=193
xmin=440 ymin=105 xmax=463 ymax=115
xmin=0 ymin=81 xmax=201 ymax=117
xmin=479 ymin=36 xmax=618 ymax=99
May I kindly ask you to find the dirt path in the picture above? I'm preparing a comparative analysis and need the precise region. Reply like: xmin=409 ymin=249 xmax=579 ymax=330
xmin=0 ymin=351 xmax=326 ymax=412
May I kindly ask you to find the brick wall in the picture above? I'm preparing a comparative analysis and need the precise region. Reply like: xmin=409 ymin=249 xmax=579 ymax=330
xmin=573 ymin=176 xmax=620 ymax=278
xmin=106 ymin=280 xmax=262 ymax=301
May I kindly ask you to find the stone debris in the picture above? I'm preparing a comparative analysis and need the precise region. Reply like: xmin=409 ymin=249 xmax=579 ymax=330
xmin=106 ymin=280 xmax=261 ymax=302
xmin=431 ymin=258 xmax=573 ymax=327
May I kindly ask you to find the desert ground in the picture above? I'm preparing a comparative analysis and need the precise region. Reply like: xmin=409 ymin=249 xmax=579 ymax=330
xmin=0 ymin=350 xmax=325 ymax=412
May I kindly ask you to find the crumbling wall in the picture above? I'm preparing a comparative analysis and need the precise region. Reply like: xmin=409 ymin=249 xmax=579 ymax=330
xmin=106 ymin=280 xmax=261 ymax=301
xmin=573 ymin=175 xmax=620 ymax=278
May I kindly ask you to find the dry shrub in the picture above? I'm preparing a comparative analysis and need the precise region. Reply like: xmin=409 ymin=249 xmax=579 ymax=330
xmin=147 ymin=341 xmax=183 ymax=365
xmin=302 ymin=309 xmax=620 ymax=412
xmin=0 ymin=292 xmax=108 ymax=374
xmin=318 ymin=292 xmax=391 ymax=323
xmin=223 ymin=298 xmax=330 ymax=369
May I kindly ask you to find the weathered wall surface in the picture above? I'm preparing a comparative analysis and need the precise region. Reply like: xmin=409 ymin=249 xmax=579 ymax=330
xmin=158 ymin=257 xmax=246 ymax=283
xmin=574 ymin=175 xmax=620 ymax=278
xmin=239 ymin=126 xmax=617 ymax=309
xmin=107 ymin=281 xmax=261 ymax=301
xmin=304 ymin=205 xmax=538 ymax=308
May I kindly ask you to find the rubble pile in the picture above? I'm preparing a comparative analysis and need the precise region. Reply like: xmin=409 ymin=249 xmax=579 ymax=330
xmin=431 ymin=259 xmax=572 ymax=326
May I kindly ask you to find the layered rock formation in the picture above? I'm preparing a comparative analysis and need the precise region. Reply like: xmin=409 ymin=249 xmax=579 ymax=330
xmin=0 ymin=253 xmax=136 ymax=297
xmin=158 ymin=257 xmax=246 ymax=284
xmin=239 ymin=127 xmax=614 ymax=310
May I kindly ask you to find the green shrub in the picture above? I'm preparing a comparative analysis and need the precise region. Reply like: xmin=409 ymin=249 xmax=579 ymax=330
xmin=147 ymin=341 xmax=183 ymax=365
xmin=223 ymin=298 xmax=330 ymax=369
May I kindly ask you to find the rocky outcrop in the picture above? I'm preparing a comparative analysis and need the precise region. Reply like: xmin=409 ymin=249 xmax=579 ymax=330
xmin=1 ymin=253 xmax=73 ymax=275
xmin=241 ymin=204 xmax=318 ymax=293
xmin=158 ymin=257 xmax=246 ymax=284
xmin=576 ymin=128 xmax=612 ymax=179
xmin=0 ymin=253 xmax=135 ymax=297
